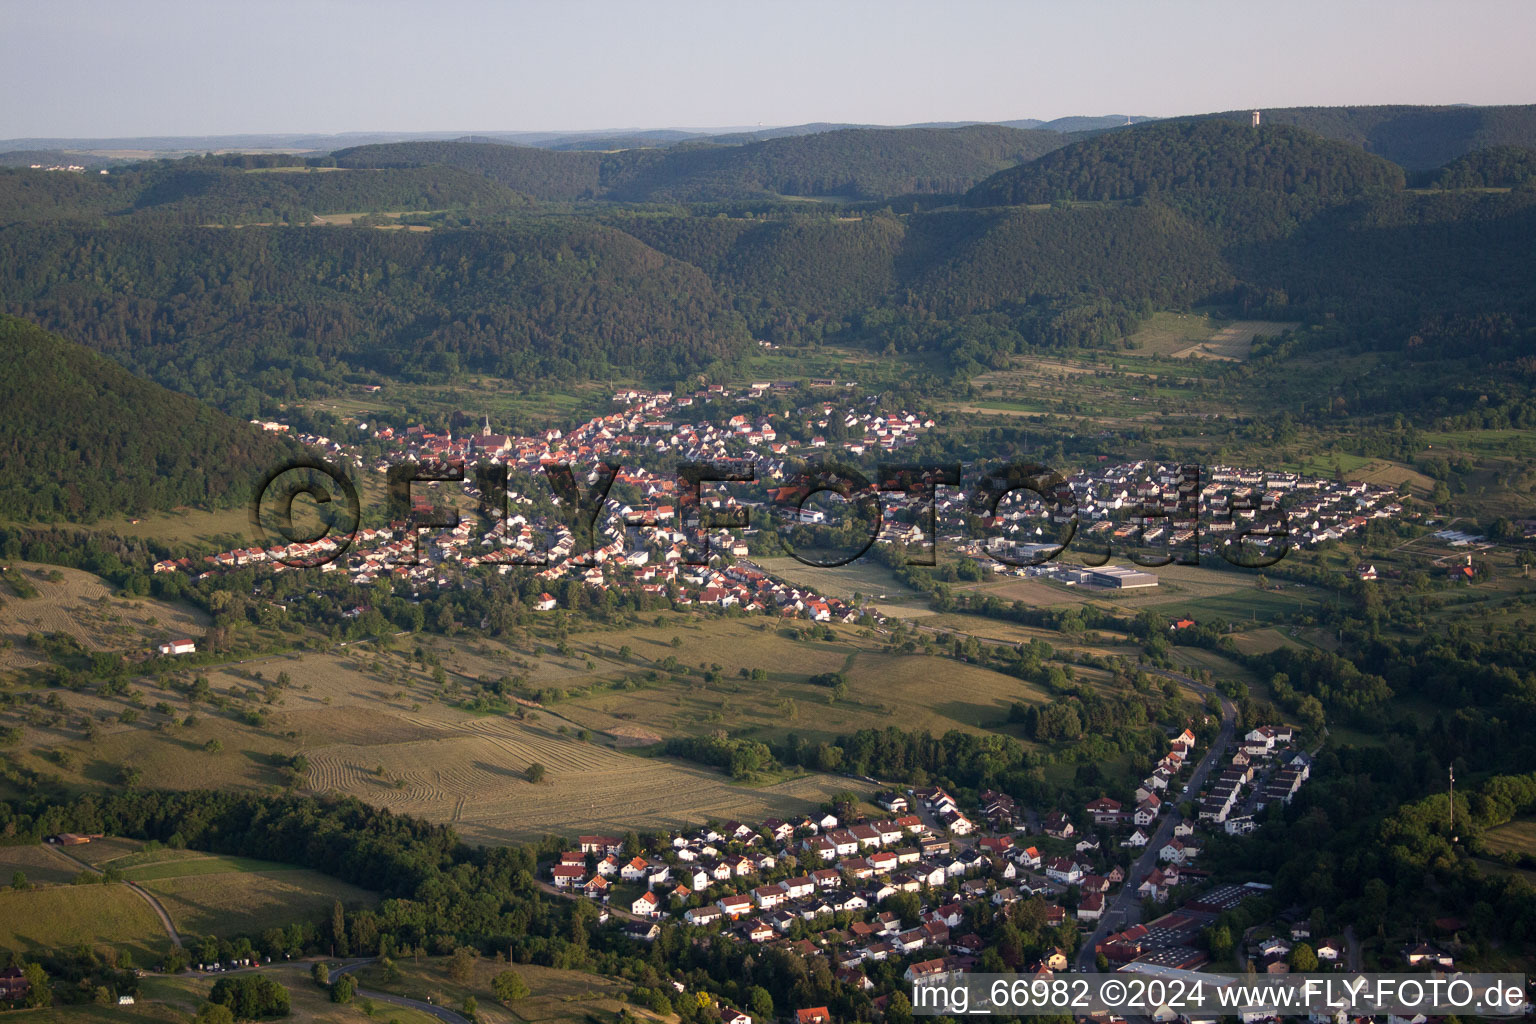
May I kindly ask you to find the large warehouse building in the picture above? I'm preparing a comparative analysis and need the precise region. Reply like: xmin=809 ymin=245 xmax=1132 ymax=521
xmin=1085 ymin=565 xmax=1159 ymax=589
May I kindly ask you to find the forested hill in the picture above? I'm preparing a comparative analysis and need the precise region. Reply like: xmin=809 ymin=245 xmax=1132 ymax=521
xmin=601 ymin=125 xmax=1069 ymax=201
xmin=0 ymin=220 xmax=750 ymax=397
xmin=332 ymin=142 xmax=604 ymax=202
xmin=0 ymin=161 xmax=527 ymax=225
xmin=1426 ymin=145 xmax=1536 ymax=189
xmin=1203 ymin=104 xmax=1536 ymax=171
xmin=964 ymin=120 xmax=1405 ymax=206
xmin=0 ymin=316 xmax=300 ymax=522
xmin=334 ymin=125 xmax=1069 ymax=202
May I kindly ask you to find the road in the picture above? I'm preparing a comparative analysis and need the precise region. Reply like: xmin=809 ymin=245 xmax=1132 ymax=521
xmin=333 ymin=960 xmax=472 ymax=1024
xmin=42 ymin=843 xmax=185 ymax=948
xmin=1072 ymin=666 xmax=1237 ymax=971
xmin=1344 ymin=924 xmax=1362 ymax=971
xmin=895 ymin=616 xmax=1240 ymax=972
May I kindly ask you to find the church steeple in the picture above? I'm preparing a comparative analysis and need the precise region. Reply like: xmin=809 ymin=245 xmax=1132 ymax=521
xmin=482 ymin=414 xmax=491 ymax=437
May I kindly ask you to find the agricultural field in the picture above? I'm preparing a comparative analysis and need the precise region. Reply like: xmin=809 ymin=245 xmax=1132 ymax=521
xmin=1481 ymin=818 xmax=1536 ymax=859
xmin=753 ymin=555 xmax=933 ymax=616
xmin=125 ymin=962 xmax=444 ymax=1024
xmin=0 ymin=561 xmax=210 ymax=670
xmin=958 ymin=562 xmax=1285 ymax=617
xmin=0 ymin=843 xmax=86 ymax=885
xmin=548 ymin=613 xmax=1066 ymax=752
xmin=301 ymin=709 xmax=871 ymax=844
xmin=0 ymin=883 xmax=172 ymax=964
xmin=352 ymin=955 xmax=674 ymax=1024
xmin=1226 ymin=626 xmax=1303 ymax=656
xmin=0 ymin=637 xmax=876 ymax=845
xmin=138 ymin=867 xmax=378 ymax=939
xmin=1348 ymin=458 xmax=1435 ymax=496
xmin=1120 ymin=312 xmax=1299 ymax=360
xmin=297 ymin=375 xmax=607 ymax=435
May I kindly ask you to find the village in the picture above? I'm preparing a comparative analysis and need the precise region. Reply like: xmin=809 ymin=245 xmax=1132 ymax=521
xmin=149 ymin=385 xmax=1417 ymax=623
xmin=536 ymin=719 xmax=1341 ymax=1005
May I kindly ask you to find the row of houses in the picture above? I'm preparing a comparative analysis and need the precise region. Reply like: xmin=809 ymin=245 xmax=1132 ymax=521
xmin=1199 ymin=725 xmax=1305 ymax=825
xmin=545 ymin=800 xmax=1119 ymax=985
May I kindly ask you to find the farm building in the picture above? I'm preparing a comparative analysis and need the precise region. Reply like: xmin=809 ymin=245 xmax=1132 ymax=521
xmin=157 ymin=639 xmax=197 ymax=655
xmin=0 ymin=967 xmax=29 ymax=1001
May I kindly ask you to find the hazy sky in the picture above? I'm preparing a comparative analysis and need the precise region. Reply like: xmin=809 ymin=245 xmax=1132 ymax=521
xmin=4 ymin=0 xmax=1534 ymax=139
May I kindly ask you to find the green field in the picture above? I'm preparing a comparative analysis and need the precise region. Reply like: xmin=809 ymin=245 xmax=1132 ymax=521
xmin=118 ymin=853 xmax=307 ymax=882
xmin=1482 ymin=818 xmax=1536 ymax=858
xmin=114 ymin=851 xmax=381 ymax=938
xmin=755 ymin=555 xmax=933 ymax=615
xmin=554 ymin=617 xmax=1053 ymax=748
xmin=0 ymin=884 xmax=172 ymax=963
xmin=352 ymin=956 xmax=673 ymax=1024
xmin=0 ymin=844 xmax=86 ymax=886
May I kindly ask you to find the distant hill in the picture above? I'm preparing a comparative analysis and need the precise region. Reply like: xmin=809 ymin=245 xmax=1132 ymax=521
xmin=0 ymin=161 xmax=527 ymax=225
xmin=964 ymin=119 xmax=1404 ymax=206
xmin=607 ymin=125 xmax=1068 ymax=201
xmin=336 ymin=125 xmax=1070 ymax=202
xmin=1202 ymin=105 xmax=1536 ymax=171
xmin=1426 ymin=145 xmax=1536 ymax=189
xmin=126 ymin=163 xmax=525 ymax=222
xmin=0 ymin=315 xmax=298 ymax=522
xmin=333 ymin=141 xmax=604 ymax=201
xmin=1031 ymin=115 xmax=1156 ymax=133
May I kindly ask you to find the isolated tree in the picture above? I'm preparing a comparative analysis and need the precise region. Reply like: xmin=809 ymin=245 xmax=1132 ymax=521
xmin=448 ymin=946 xmax=477 ymax=984
xmin=1289 ymin=943 xmax=1318 ymax=972
xmin=330 ymin=899 xmax=348 ymax=956
xmin=493 ymin=969 xmax=529 ymax=1004
xmin=194 ymin=1003 xmax=235 ymax=1024
xmin=330 ymin=974 xmax=355 ymax=1004
xmin=525 ymin=762 xmax=546 ymax=784
xmin=22 ymin=963 xmax=51 ymax=1007
xmin=311 ymin=962 xmax=330 ymax=987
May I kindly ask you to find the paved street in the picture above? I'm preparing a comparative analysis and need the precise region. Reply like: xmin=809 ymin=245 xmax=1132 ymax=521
xmin=1074 ymin=667 xmax=1238 ymax=970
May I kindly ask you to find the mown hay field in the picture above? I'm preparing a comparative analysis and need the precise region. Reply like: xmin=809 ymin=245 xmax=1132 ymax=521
xmin=0 ymin=561 xmax=208 ymax=670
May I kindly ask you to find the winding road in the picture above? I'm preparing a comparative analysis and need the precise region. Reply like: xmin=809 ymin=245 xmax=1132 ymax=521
xmin=41 ymin=842 xmax=184 ymax=948
xmin=333 ymin=959 xmax=472 ymax=1024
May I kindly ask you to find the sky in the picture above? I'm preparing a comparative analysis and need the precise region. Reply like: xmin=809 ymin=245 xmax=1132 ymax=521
xmin=3 ymin=0 xmax=1534 ymax=140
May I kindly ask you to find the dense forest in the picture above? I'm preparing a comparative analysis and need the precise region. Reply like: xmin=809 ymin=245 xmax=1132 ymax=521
xmin=964 ymin=120 xmax=1406 ymax=206
xmin=334 ymin=141 xmax=605 ymax=202
xmin=4 ymin=173 xmax=1534 ymax=409
xmin=1425 ymin=144 xmax=1536 ymax=189
xmin=336 ymin=125 xmax=1069 ymax=202
xmin=1204 ymin=103 xmax=1536 ymax=171
xmin=0 ymin=220 xmax=751 ymax=402
xmin=0 ymin=160 xmax=527 ymax=225
xmin=0 ymin=316 xmax=299 ymax=521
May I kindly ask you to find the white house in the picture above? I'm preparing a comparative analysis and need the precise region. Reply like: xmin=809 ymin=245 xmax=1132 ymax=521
xmin=157 ymin=639 xmax=196 ymax=656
